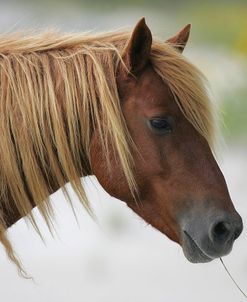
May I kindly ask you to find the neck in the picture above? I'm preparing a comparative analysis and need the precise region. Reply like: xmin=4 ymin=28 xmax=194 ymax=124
xmin=2 ymin=157 xmax=91 ymax=228
xmin=0 ymin=46 xmax=97 ymax=229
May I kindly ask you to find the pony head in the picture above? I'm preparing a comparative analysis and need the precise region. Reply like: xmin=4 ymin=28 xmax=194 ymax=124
xmin=91 ymin=18 xmax=243 ymax=263
xmin=0 ymin=19 xmax=242 ymax=271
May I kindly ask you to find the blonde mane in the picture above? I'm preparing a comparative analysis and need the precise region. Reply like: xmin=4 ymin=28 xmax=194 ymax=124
xmin=0 ymin=29 xmax=214 ymax=275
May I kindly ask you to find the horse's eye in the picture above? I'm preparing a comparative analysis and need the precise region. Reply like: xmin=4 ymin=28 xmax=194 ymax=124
xmin=149 ymin=117 xmax=173 ymax=134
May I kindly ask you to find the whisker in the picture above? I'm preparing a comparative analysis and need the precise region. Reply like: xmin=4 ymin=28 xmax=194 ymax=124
xmin=220 ymin=258 xmax=247 ymax=299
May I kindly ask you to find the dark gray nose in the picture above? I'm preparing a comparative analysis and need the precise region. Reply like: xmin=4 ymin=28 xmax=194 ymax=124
xmin=209 ymin=214 xmax=243 ymax=246
xmin=182 ymin=210 xmax=243 ymax=262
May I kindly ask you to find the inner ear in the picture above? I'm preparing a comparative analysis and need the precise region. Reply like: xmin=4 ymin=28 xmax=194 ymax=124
xmin=123 ymin=18 xmax=152 ymax=75
xmin=166 ymin=24 xmax=191 ymax=53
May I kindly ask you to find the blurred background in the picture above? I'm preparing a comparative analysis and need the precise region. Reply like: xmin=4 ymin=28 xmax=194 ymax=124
xmin=0 ymin=0 xmax=246 ymax=301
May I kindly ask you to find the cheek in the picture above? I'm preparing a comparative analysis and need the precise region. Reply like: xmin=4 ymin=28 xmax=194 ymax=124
xmin=90 ymin=130 xmax=181 ymax=243
xmin=90 ymin=131 xmax=133 ymax=202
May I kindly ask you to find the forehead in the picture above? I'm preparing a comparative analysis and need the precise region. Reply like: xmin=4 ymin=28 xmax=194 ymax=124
xmin=128 ymin=66 xmax=180 ymax=116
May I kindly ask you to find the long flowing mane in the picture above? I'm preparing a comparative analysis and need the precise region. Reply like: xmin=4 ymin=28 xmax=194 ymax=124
xmin=0 ymin=29 xmax=214 ymax=275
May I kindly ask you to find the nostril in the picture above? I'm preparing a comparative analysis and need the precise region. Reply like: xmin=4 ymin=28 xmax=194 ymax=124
xmin=211 ymin=221 xmax=231 ymax=243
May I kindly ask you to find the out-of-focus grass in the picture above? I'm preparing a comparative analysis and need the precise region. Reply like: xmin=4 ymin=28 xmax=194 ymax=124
xmin=177 ymin=3 xmax=247 ymax=54
xmin=221 ymin=88 xmax=247 ymax=143
xmin=170 ymin=3 xmax=247 ymax=143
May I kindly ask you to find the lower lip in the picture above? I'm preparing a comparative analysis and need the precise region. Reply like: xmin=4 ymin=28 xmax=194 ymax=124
xmin=183 ymin=230 xmax=213 ymax=262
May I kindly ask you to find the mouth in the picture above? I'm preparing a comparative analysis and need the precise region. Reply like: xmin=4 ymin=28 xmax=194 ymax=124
xmin=182 ymin=230 xmax=213 ymax=263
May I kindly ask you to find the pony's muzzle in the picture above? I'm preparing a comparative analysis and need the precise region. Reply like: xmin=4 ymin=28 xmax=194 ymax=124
xmin=181 ymin=210 xmax=243 ymax=263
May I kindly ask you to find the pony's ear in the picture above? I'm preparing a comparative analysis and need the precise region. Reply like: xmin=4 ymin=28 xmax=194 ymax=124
xmin=166 ymin=24 xmax=191 ymax=53
xmin=123 ymin=18 xmax=152 ymax=75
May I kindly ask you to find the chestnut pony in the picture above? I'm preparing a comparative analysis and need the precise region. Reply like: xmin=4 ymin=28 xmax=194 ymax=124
xmin=0 ymin=18 xmax=242 ymax=275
